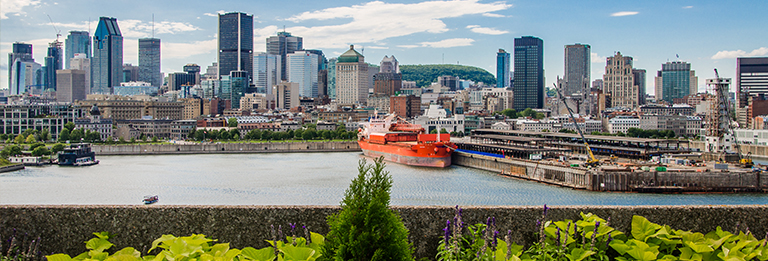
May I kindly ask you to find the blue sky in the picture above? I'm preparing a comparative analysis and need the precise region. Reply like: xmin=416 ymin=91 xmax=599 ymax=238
xmin=1 ymin=0 xmax=767 ymax=93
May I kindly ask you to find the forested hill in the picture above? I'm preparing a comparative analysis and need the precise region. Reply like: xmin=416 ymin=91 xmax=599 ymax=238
xmin=400 ymin=64 xmax=496 ymax=88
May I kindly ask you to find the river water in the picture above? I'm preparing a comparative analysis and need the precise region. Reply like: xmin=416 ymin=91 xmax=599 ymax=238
xmin=1 ymin=152 xmax=766 ymax=206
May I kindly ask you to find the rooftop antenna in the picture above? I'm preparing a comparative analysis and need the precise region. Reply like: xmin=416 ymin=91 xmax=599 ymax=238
xmin=88 ymin=17 xmax=91 ymax=35
xmin=152 ymin=13 xmax=155 ymax=38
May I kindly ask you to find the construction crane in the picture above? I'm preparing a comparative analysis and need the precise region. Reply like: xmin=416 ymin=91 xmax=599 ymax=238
xmin=714 ymin=69 xmax=753 ymax=168
xmin=46 ymin=14 xmax=62 ymax=42
xmin=554 ymin=82 xmax=600 ymax=168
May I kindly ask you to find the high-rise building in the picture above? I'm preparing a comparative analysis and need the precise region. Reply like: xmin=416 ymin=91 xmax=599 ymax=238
xmin=70 ymin=53 xmax=91 ymax=94
xmin=286 ymin=51 xmax=319 ymax=97
xmin=202 ymin=62 xmax=218 ymax=80
xmin=380 ymin=55 xmax=399 ymax=74
xmin=56 ymin=69 xmax=87 ymax=103
xmin=304 ymin=49 xmax=328 ymax=97
xmin=438 ymin=75 xmax=459 ymax=91
xmin=373 ymin=56 xmax=402 ymax=96
xmin=273 ymin=81 xmax=299 ymax=110
xmin=654 ymin=61 xmax=697 ymax=103
xmin=266 ymin=31 xmax=303 ymax=81
xmin=603 ymin=52 xmax=638 ymax=109
xmin=220 ymin=71 xmax=248 ymax=108
xmin=736 ymin=57 xmax=768 ymax=108
xmin=564 ymin=44 xmax=590 ymax=96
xmin=328 ymin=58 xmax=337 ymax=99
xmin=183 ymin=64 xmax=201 ymax=85
xmin=218 ymin=12 xmax=253 ymax=82
xmin=8 ymin=42 xmax=36 ymax=95
xmin=253 ymin=52 xmax=281 ymax=94
xmin=335 ymin=45 xmax=368 ymax=104
xmin=92 ymin=17 xmax=123 ymax=94
xmin=632 ymin=69 xmax=647 ymax=105
xmin=513 ymin=36 xmax=544 ymax=110
xmin=122 ymin=63 xmax=139 ymax=82
xmin=138 ymin=38 xmax=161 ymax=87
xmin=496 ymin=49 xmax=510 ymax=88
xmin=44 ymin=40 xmax=63 ymax=92
xmin=65 ymin=31 xmax=90 ymax=69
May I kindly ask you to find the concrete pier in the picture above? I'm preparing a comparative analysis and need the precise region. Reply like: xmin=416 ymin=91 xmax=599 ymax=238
xmin=92 ymin=141 xmax=361 ymax=155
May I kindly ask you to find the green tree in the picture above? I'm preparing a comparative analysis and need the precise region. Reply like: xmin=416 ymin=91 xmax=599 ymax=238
xmin=118 ymin=137 xmax=126 ymax=143
xmin=195 ymin=130 xmax=206 ymax=141
xmin=25 ymin=134 xmax=36 ymax=143
xmin=228 ymin=118 xmax=238 ymax=127
xmin=29 ymin=142 xmax=45 ymax=151
xmin=59 ymin=129 xmax=71 ymax=142
xmin=70 ymin=129 xmax=84 ymax=142
xmin=130 ymin=137 xmax=136 ymax=143
xmin=13 ymin=135 xmax=24 ymax=144
xmin=321 ymin=157 xmax=414 ymax=261
xmin=302 ymin=129 xmax=317 ymax=140
xmin=1 ymin=145 xmax=22 ymax=158
xmin=31 ymin=146 xmax=50 ymax=157
xmin=64 ymin=122 xmax=75 ymax=132
xmin=293 ymin=129 xmax=304 ymax=139
xmin=229 ymin=129 xmax=240 ymax=140
xmin=152 ymin=136 xmax=158 ymax=143
xmin=51 ymin=143 xmax=65 ymax=154
xmin=400 ymin=64 xmax=495 ymax=87
xmin=37 ymin=128 xmax=51 ymax=142
xmin=498 ymin=108 xmax=518 ymax=118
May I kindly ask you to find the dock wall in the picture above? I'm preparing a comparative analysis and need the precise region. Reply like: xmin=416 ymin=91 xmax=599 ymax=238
xmin=452 ymin=151 xmax=768 ymax=192
xmin=1 ymin=205 xmax=766 ymax=260
xmin=92 ymin=141 xmax=361 ymax=155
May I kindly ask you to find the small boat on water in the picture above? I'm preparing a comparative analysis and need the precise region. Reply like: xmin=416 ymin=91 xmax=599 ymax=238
xmin=58 ymin=143 xmax=99 ymax=166
xmin=143 ymin=195 xmax=158 ymax=205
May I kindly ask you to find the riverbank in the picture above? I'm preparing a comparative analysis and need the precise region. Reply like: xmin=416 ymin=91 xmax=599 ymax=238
xmin=92 ymin=141 xmax=360 ymax=155
xmin=1 ymin=205 xmax=765 ymax=260
xmin=0 ymin=163 xmax=24 ymax=173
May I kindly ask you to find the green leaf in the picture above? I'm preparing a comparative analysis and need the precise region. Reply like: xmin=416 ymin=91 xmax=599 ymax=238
xmin=47 ymin=254 xmax=74 ymax=261
xmin=566 ymin=248 xmax=596 ymax=261
xmin=150 ymin=235 xmax=178 ymax=252
xmin=685 ymin=241 xmax=714 ymax=253
xmin=631 ymin=215 xmax=662 ymax=242
xmin=240 ymin=247 xmax=276 ymax=261
xmin=85 ymin=238 xmax=115 ymax=253
xmin=280 ymin=245 xmax=315 ymax=261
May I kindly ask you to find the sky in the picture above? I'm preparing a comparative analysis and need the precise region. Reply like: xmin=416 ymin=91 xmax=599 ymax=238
xmin=1 ymin=0 xmax=767 ymax=94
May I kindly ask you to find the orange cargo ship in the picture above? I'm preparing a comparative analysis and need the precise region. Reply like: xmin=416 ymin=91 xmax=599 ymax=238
xmin=358 ymin=114 xmax=455 ymax=168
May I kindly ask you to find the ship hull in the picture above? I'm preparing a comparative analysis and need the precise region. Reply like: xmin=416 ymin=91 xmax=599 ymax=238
xmin=358 ymin=140 xmax=452 ymax=168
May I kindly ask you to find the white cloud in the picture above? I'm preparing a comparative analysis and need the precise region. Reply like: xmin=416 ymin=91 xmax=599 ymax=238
xmin=610 ymin=11 xmax=639 ymax=17
xmin=419 ymin=38 xmax=474 ymax=48
xmin=272 ymin=0 xmax=511 ymax=49
xmin=163 ymin=39 xmax=218 ymax=59
xmin=482 ymin=13 xmax=505 ymax=18
xmin=466 ymin=25 xmax=508 ymax=35
xmin=397 ymin=45 xmax=420 ymax=49
xmin=1 ymin=0 xmax=41 ymax=19
xmin=683 ymin=6 xmax=693 ymax=9
xmin=591 ymin=52 xmax=606 ymax=63
xmin=366 ymin=46 xmax=389 ymax=50
xmin=203 ymin=10 xmax=227 ymax=17
xmin=253 ymin=25 xmax=280 ymax=53
xmin=711 ymin=47 xmax=768 ymax=59
xmin=42 ymin=19 xmax=200 ymax=39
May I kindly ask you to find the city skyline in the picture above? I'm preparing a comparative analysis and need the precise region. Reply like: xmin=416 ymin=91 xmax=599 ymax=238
xmin=1 ymin=0 xmax=767 ymax=94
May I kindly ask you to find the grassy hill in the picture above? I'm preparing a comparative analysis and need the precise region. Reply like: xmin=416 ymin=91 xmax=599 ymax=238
xmin=400 ymin=64 xmax=496 ymax=88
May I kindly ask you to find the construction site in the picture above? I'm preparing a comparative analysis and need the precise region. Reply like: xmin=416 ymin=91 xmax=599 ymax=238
xmin=453 ymin=72 xmax=768 ymax=193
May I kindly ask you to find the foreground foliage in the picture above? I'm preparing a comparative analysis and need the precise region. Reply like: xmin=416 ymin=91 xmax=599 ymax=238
xmin=437 ymin=206 xmax=768 ymax=261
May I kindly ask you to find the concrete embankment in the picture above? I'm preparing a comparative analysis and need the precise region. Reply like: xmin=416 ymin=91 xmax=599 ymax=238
xmin=1 ymin=205 xmax=765 ymax=260
xmin=92 ymin=141 xmax=361 ymax=155
xmin=0 ymin=163 xmax=24 ymax=173
xmin=452 ymin=151 xmax=768 ymax=192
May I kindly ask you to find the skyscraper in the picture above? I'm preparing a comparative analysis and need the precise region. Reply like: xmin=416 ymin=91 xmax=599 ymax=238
xmin=327 ymin=58 xmax=337 ymax=99
xmin=513 ymin=36 xmax=544 ymax=110
xmin=65 ymin=31 xmax=90 ymax=69
xmin=736 ymin=57 xmax=768 ymax=108
xmin=56 ymin=69 xmax=87 ymax=103
xmin=304 ymin=49 xmax=328 ymax=97
xmin=8 ymin=42 xmax=35 ymax=94
xmin=335 ymin=45 xmax=368 ymax=104
xmin=654 ymin=61 xmax=697 ymax=103
xmin=266 ymin=31 xmax=303 ymax=81
xmin=253 ymin=52 xmax=281 ymax=94
xmin=92 ymin=17 xmax=123 ymax=94
xmin=496 ymin=49 xmax=510 ymax=88
xmin=70 ymin=53 xmax=91 ymax=94
xmin=632 ymin=69 xmax=647 ymax=105
xmin=286 ymin=51 xmax=319 ymax=97
xmin=603 ymin=52 xmax=638 ymax=109
xmin=122 ymin=63 xmax=139 ymax=82
xmin=138 ymin=38 xmax=161 ymax=87
xmin=183 ymin=63 xmax=201 ymax=85
xmin=220 ymin=71 xmax=248 ymax=108
xmin=218 ymin=12 xmax=253 ymax=82
xmin=44 ymin=40 xmax=63 ymax=92
xmin=564 ymin=44 xmax=590 ymax=96
xmin=373 ymin=55 xmax=402 ymax=96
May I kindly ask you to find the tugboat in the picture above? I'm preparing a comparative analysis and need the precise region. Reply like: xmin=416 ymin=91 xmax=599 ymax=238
xmin=58 ymin=143 xmax=99 ymax=166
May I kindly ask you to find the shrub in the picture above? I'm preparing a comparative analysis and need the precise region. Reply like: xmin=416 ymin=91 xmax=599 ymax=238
xmin=321 ymin=157 xmax=414 ymax=261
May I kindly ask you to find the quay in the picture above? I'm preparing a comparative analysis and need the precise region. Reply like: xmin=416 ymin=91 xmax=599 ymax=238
xmin=91 ymin=141 xmax=360 ymax=155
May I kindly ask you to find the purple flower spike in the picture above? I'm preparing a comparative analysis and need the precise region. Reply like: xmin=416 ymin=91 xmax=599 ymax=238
xmin=555 ymin=227 xmax=561 ymax=246
xmin=492 ymin=217 xmax=496 ymax=227
xmin=606 ymin=232 xmax=613 ymax=248
xmin=492 ymin=230 xmax=499 ymax=250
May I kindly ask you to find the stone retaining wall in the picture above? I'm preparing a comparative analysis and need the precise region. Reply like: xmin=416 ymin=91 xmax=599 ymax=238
xmin=0 ymin=163 xmax=24 ymax=173
xmin=92 ymin=141 xmax=360 ymax=155
xmin=1 ymin=205 xmax=766 ymax=260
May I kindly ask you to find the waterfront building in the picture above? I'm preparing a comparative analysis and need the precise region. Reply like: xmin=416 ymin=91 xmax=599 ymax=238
xmin=513 ymin=36 xmax=544 ymax=110
xmin=0 ymin=104 xmax=86 ymax=140
xmin=335 ymin=45 xmax=368 ymax=105
xmin=170 ymin=119 xmax=198 ymax=140
xmin=56 ymin=69 xmax=87 ymax=103
xmin=218 ymin=12 xmax=253 ymax=82
xmin=65 ymin=31 xmax=90 ymax=69
xmin=266 ymin=31 xmax=303 ymax=81
xmin=633 ymin=69 xmax=647 ymax=105
xmin=639 ymin=104 xmax=694 ymax=116
xmin=287 ymin=51 xmax=319 ymax=97
xmin=413 ymin=104 xmax=465 ymax=133
xmin=273 ymin=81 xmax=300 ymax=110
xmin=603 ymin=52 xmax=639 ymax=109
xmin=75 ymin=105 xmax=113 ymax=141
xmin=654 ymin=61 xmax=697 ymax=103
xmin=69 ymin=53 xmax=91 ymax=94
xmin=92 ymin=17 xmax=123 ymax=94
xmin=607 ymin=115 xmax=640 ymax=134
xmin=138 ymin=38 xmax=162 ymax=87
xmin=497 ymin=49 xmax=511 ymax=88
xmin=114 ymin=81 xmax=158 ymax=96
xmin=564 ymin=44 xmax=590 ymax=96
xmin=75 ymin=99 xmax=184 ymax=120
xmin=736 ymin=57 xmax=768 ymax=108
xmin=253 ymin=52 xmax=281 ymax=94
xmin=115 ymin=119 xmax=175 ymax=139
xmin=44 ymin=40 xmax=64 ymax=92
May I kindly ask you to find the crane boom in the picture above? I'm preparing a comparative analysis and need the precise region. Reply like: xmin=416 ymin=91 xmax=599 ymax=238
xmin=554 ymin=82 xmax=600 ymax=167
